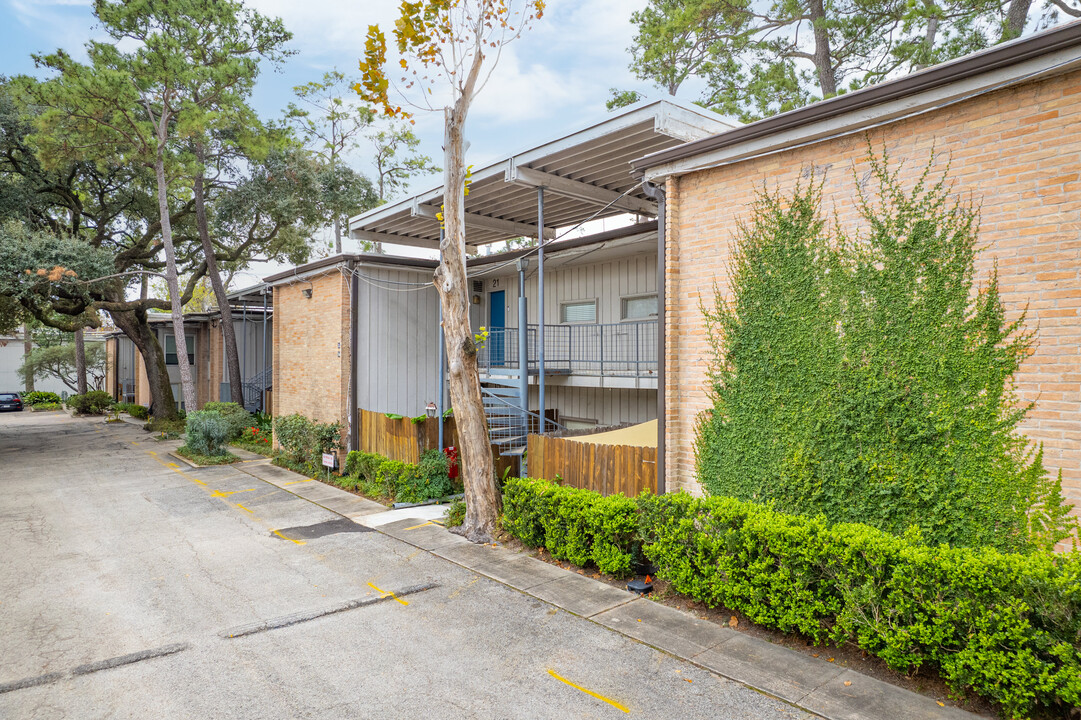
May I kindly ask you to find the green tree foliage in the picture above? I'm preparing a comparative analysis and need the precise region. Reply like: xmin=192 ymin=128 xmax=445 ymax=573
xmin=696 ymin=150 xmax=1077 ymax=552
xmin=624 ymin=0 xmax=1066 ymax=122
xmin=287 ymin=69 xmax=379 ymax=252
xmin=19 ymin=342 xmax=108 ymax=393
xmin=368 ymin=123 xmax=440 ymax=203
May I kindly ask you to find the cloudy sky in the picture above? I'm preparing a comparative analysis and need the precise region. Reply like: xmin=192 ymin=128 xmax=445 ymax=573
xmin=2 ymin=0 xmax=679 ymax=282
xmin=1 ymin=0 xmax=660 ymax=190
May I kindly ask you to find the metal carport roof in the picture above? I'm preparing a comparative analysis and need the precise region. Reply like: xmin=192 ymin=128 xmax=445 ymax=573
xmin=347 ymin=98 xmax=735 ymax=250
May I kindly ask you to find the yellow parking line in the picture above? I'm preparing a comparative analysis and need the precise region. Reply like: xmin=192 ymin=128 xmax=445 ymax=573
xmin=404 ymin=521 xmax=435 ymax=530
xmin=209 ymin=489 xmax=254 ymax=498
xmin=368 ymin=582 xmax=408 ymax=606
xmin=235 ymin=503 xmax=254 ymax=514
xmin=272 ymin=529 xmax=305 ymax=545
xmin=283 ymin=479 xmax=312 ymax=486
xmin=547 ymin=670 xmax=628 ymax=713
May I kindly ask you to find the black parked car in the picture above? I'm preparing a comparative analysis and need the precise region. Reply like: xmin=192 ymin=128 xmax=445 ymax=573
xmin=0 ymin=392 xmax=24 ymax=412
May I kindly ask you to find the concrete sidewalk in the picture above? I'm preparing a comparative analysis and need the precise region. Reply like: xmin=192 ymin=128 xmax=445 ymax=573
xmin=253 ymin=468 xmax=984 ymax=720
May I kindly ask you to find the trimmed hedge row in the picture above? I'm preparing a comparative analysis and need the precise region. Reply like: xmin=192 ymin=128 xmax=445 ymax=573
xmin=341 ymin=449 xmax=455 ymax=503
xmin=502 ymin=476 xmax=639 ymax=577
xmin=501 ymin=477 xmax=1081 ymax=718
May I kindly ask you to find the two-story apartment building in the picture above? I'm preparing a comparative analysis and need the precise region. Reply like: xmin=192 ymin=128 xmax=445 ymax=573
xmin=266 ymin=99 xmax=733 ymax=470
xmin=106 ymin=287 xmax=273 ymax=413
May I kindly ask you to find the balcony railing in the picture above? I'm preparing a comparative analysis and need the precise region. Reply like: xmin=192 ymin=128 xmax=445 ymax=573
xmin=478 ymin=321 xmax=657 ymax=378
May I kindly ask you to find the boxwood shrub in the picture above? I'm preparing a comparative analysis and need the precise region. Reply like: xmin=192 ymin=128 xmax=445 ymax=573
xmin=502 ymin=477 xmax=639 ymax=577
xmin=501 ymin=478 xmax=1081 ymax=718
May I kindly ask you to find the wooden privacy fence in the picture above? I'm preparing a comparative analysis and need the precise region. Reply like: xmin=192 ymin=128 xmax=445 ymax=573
xmin=357 ymin=408 xmax=516 ymax=478
xmin=526 ymin=434 xmax=657 ymax=497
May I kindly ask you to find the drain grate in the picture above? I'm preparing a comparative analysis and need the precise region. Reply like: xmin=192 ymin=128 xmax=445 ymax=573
xmin=271 ymin=517 xmax=373 ymax=541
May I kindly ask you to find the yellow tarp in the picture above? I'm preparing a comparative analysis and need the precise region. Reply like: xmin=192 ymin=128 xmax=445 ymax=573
xmin=564 ymin=419 xmax=658 ymax=448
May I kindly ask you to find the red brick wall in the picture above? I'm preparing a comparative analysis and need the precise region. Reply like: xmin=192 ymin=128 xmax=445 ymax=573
xmin=665 ymin=68 xmax=1081 ymax=517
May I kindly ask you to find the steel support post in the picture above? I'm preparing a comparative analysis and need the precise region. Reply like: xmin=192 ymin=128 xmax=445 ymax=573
xmin=516 ymin=259 xmax=529 ymax=453
xmin=536 ymin=187 xmax=546 ymax=433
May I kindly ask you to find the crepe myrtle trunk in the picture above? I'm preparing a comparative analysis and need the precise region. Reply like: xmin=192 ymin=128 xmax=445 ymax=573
xmin=109 ymin=307 xmax=179 ymax=419
xmin=193 ymin=144 xmax=244 ymax=408
xmin=438 ymin=104 xmax=499 ymax=544
xmin=74 ymin=327 xmax=87 ymax=395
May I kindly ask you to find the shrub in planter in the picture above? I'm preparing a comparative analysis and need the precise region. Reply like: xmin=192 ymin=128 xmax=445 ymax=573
xmin=114 ymin=402 xmax=150 ymax=420
xmin=23 ymin=391 xmax=61 ymax=406
xmin=185 ymin=410 xmax=231 ymax=457
xmin=236 ymin=426 xmax=273 ymax=452
xmin=273 ymin=413 xmax=342 ymax=473
xmin=203 ymin=401 xmax=250 ymax=440
xmin=66 ymin=390 xmax=115 ymax=415
xmin=29 ymin=402 xmax=62 ymax=411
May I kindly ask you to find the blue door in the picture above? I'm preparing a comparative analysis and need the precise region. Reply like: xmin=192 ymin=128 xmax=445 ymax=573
xmin=489 ymin=290 xmax=505 ymax=367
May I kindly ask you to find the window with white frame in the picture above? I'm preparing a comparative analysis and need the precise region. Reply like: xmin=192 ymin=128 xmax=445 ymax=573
xmin=560 ymin=299 xmax=597 ymax=324
xmin=621 ymin=294 xmax=658 ymax=321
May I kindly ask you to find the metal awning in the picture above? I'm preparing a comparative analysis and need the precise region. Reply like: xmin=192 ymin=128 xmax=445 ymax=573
xmin=226 ymin=282 xmax=272 ymax=307
xmin=348 ymin=98 xmax=735 ymax=249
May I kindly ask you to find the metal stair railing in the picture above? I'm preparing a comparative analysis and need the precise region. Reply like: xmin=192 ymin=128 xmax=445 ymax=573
xmin=481 ymin=385 xmax=566 ymax=458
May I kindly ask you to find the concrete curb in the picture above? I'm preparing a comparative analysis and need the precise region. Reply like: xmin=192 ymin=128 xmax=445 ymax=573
xmin=247 ymin=464 xmax=986 ymax=720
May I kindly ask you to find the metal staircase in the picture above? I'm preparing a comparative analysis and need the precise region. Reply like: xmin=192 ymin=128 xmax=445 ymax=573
xmin=238 ymin=365 xmax=272 ymax=413
xmin=482 ymin=376 xmax=529 ymax=459
xmin=481 ymin=374 xmax=566 ymax=461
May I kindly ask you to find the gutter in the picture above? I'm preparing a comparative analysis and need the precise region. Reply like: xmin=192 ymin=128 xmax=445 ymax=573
xmin=263 ymin=253 xmax=439 ymax=285
xmin=632 ymin=20 xmax=1081 ymax=176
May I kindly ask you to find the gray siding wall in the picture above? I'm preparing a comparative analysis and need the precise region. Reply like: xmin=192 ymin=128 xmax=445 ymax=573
xmin=529 ymin=384 xmax=657 ymax=428
xmin=479 ymin=251 xmax=657 ymax=329
xmin=354 ymin=265 xmax=444 ymax=416
xmin=222 ymin=316 xmax=273 ymax=382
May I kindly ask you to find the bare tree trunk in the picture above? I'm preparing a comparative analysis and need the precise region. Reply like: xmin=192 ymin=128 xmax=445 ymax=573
xmin=439 ymin=64 xmax=499 ymax=544
xmin=22 ymin=324 xmax=34 ymax=393
xmin=808 ymin=0 xmax=838 ymax=97
xmin=153 ymin=137 xmax=197 ymax=413
xmin=110 ymin=307 xmax=179 ymax=419
xmin=1003 ymin=0 xmax=1032 ymax=40
xmin=333 ymin=215 xmax=342 ymax=255
xmin=74 ymin=327 xmax=87 ymax=395
xmin=193 ymin=143 xmax=244 ymax=408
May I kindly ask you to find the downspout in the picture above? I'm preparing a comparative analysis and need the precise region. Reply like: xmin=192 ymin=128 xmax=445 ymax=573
xmin=262 ymin=287 xmax=268 ymax=413
xmin=643 ymin=181 xmax=666 ymax=494
xmin=348 ymin=259 xmax=360 ymax=453
xmin=437 ymin=227 xmax=445 ymax=452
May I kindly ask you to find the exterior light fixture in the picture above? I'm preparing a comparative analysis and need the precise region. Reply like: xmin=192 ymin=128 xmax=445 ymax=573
xmin=301 ymin=288 xmax=313 ymax=299
xmin=425 ymin=401 xmax=437 ymax=419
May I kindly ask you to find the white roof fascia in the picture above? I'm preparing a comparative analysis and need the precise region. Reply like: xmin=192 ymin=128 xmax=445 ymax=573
xmin=348 ymin=99 xmax=732 ymax=234
xmin=642 ymin=47 xmax=1081 ymax=183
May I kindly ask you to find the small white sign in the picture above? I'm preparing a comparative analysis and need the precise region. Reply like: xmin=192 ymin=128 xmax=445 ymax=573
xmin=322 ymin=453 xmax=335 ymax=468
